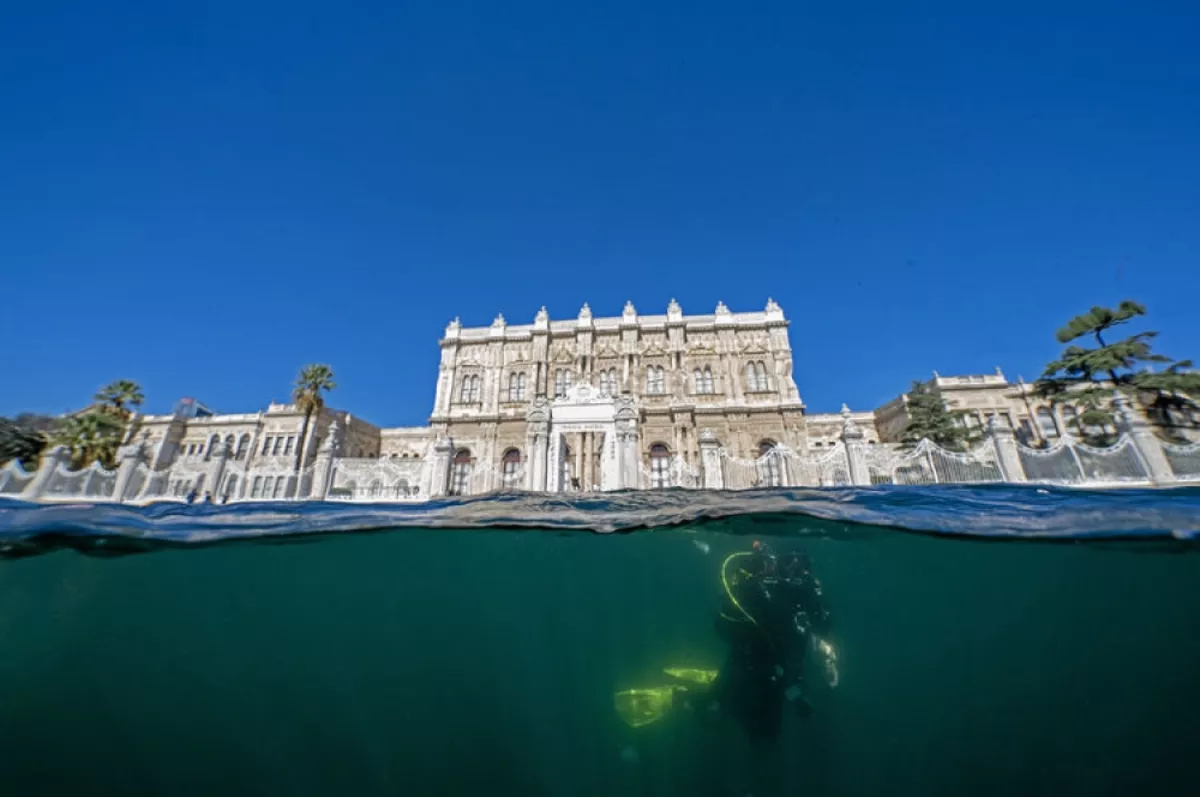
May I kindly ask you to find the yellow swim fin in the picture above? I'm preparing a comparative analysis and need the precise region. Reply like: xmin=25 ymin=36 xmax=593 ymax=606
xmin=662 ymin=667 xmax=718 ymax=687
xmin=614 ymin=685 xmax=683 ymax=728
xmin=614 ymin=666 xmax=719 ymax=728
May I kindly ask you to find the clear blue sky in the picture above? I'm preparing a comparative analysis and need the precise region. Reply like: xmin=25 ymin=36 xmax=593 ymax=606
xmin=3 ymin=0 xmax=1197 ymax=424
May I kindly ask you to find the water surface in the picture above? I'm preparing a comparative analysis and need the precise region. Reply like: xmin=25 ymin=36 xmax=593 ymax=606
xmin=1 ymin=486 xmax=1198 ymax=796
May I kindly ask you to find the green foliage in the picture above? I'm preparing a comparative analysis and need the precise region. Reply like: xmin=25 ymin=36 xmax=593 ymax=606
xmin=0 ymin=416 xmax=52 ymax=469
xmin=900 ymin=381 xmax=973 ymax=451
xmin=292 ymin=364 xmax=337 ymax=474
xmin=94 ymin=380 xmax=145 ymax=418
xmin=293 ymin=365 xmax=337 ymax=415
xmin=52 ymin=411 xmax=126 ymax=469
xmin=1036 ymin=301 xmax=1198 ymax=440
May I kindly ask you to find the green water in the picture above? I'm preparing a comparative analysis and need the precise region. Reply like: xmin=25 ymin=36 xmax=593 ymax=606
xmin=1 ymin=524 xmax=1198 ymax=796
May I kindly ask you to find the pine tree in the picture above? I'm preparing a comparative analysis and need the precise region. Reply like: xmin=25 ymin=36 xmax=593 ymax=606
xmin=900 ymin=381 xmax=972 ymax=451
xmin=1036 ymin=301 xmax=1199 ymax=440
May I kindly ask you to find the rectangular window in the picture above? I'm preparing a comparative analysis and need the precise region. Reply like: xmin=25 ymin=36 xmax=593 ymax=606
xmin=262 ymin=437 xmax=272 ymax=455
xmin=251 ymin=476 xmax=263 ymax=498
xmin=284 ymin=436 xmax=294 ymax=456
xmin=272 ymin=437 xmax=283 ymax=455
xmin=273 ymin=476 xmax=286 ymax=498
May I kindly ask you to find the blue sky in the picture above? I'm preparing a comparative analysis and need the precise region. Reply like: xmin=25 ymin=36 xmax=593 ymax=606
xmin=3 ymin=0 xmax=1197 ymax=424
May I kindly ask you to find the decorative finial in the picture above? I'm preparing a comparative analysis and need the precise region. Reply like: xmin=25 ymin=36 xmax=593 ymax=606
xmin=840 ymin=404 xmax=864 ymax=440
xmin=578 ymin=302 xmax=592 ymax=320
xmin=766 ymin=297 xmax=780 ymax=311
xmin=715 ymin=301 xmax=730 ymax=315
xmin=491 ymin=313 xmax=506 ymax=327
xmin=534 ymin=306 xmax=549 ymax=328
xmin=623 ymin=300 xmax=637 ymax=316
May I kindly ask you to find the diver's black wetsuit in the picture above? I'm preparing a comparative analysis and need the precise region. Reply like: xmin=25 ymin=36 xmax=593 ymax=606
xmin=708 ymin=548 xmax=831 ymax=745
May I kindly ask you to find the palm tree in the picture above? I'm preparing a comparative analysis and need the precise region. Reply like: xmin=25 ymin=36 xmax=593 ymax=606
xmin=94 ymin=380 xmax=145 ymax=418
xmin=53 ymin=412 xmax=124 ymax=469
xmin=292 ymin=364 xmax=337 ymax=481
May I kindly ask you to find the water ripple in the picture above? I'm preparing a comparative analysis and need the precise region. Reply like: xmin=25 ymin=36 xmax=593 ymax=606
xmin=2 ymin=484 xmax=1199 ymax=555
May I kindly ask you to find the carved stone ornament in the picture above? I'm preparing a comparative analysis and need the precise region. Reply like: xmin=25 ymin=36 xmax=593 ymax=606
xmin=559 ymin=383 xmax=611 ymax=404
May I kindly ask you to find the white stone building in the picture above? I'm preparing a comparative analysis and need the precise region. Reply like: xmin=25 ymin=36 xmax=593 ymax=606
xmin=113 ymin=299 xmax=1196 ymax=500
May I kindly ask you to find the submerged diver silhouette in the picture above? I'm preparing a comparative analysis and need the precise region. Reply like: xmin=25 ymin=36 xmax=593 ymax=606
xmin=613 ymin=541 xmax=838 ymax=745
xmin=701 ymin=540 xmax=839 ymax=745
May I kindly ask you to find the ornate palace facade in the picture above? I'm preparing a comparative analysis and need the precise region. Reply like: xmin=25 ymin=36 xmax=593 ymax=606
xmin=116 ymin=299 xmax=1195 ymax=499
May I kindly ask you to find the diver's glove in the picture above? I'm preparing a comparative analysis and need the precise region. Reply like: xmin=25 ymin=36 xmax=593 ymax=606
xmin=813 ymin=637 xmax=839 ymax=688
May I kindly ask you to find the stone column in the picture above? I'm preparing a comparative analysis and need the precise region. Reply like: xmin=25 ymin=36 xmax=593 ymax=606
xmin=428 ymin=437 xmax=454 ymax=497
xmin=699 ymin=429 xmax=724 ymax=490
xmin=987 ymin=416 xmax=1026 ymax=482
xmin=112 ymin=441 xmax=145 ymax=502
xmin=839 ymin=405 xmax=871 ymax=487
xmin=574 ymin=434 xmax=584 ymax=491
xmin=526 ymin=424 xmax=548 ymax=491
xmin=211 ymin=441 xmax=233 ymax=498
xmin=21 ymin=445 xmax=72 ymax=501
xmin=1113 ymin=395 xmax=1173 ymax=484
xmin=619 ymin=426 xmax=640 ymax=490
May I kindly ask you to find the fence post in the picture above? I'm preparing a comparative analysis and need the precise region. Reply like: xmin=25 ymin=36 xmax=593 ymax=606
xmin=20 ymin=445 xmax=71 ymax=501
xmin=112 ymin=441 xmax=145 ymax=502
xmin=312 ymin=452 xmax=335 ymax=501
xmin=987 ymin=417 xmax=1026 ymax=482
xmin=840 ymin=405 xmax=871 ymax=486
xmin=1113 ymin=395 xmax=1172 ymax=484
xmin=699 ymin=429 xmax=725 ymax=489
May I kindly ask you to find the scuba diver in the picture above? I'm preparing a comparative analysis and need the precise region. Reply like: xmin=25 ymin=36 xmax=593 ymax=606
xmin=615 ymin=540 xmax=838 ymax=745
xmin=704 ymin=540 xmax=838 ymax=744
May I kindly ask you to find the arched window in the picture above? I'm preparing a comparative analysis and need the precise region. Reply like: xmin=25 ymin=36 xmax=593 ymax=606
xmin=459 ymin=374 xmax=480 ymax=403
xmin=1036 ymin=407 xmax=1060 ymax=441
xmin=746 ymin=361 xmax=769 ymax=391
xmin=236 ymin=434 xmax=251 ymax=460
xmin=649 ymin=443 xmax=671 ymax=488
xmin=251 ymin=476 xmax=263 ymax=499
xmin=646 ymin=366 xmax=665 ymax=395
xmin=599 ymin=369 xmax=616 ymax=396
xmin=395 ymin=478 xmax=410 ymax=498
xmin=450 ymin=448 xmax=473 ymax=496
xmin=554 ymin=369 xmax=573 ymax=398
xmin=369 ymin=479 xmax=382 ymax=498
xmin=508 ymin=372 xmax=526 ymax=402
xmin=502 ymin=448 xmax=522 ymax=488
xmin=272 ymin=475 xmax=287 ymax=498
xmin=205 ymin=434 xmax=221 ymax=460
xmin=757 ymin=439 xmax=783 ymax=487
xmin=695 ymin=367 xmax=714 ymax=395
xmin=223 ymin=474 xmax=238 ymax=500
